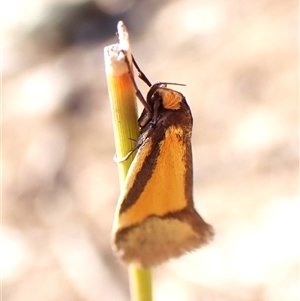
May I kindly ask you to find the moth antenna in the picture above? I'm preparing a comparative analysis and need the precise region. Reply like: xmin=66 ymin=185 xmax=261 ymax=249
xmin=159 ymin=82 xmax=186 ymax=87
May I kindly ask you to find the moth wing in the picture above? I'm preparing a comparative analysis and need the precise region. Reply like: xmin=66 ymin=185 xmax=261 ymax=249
xmin=112 ymin=126 xmax=213 ymax=267
xmin=115 ymin=126 xmax=190 ymax=230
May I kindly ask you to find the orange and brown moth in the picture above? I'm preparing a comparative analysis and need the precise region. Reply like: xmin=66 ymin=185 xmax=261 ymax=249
xmin=112 ymin=53 xmax=214 ymax=268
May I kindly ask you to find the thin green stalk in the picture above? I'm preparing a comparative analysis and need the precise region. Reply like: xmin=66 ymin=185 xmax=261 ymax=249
xmin=104 ymin=21 xmax=153 ymax=301
xmin=129 ymin=266 xmax=152 ymax=301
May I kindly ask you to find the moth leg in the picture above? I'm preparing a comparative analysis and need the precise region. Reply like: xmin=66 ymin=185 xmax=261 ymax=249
xmin=132 ymin=55 xmax=152 ymax=87
xmin=113 ymin=137 xmax=141 ymax=162
xmin=113 ymin=149 xmax=135 ymax=163
xmin=150 ymin=97 xmax=161 ymax=126
xmin=122 ymin=51 xmax=152 ymax=116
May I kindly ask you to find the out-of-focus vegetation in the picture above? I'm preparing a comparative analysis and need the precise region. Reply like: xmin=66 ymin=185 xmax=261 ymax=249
xmin=2 ymin=0 xmax=298 ymax=300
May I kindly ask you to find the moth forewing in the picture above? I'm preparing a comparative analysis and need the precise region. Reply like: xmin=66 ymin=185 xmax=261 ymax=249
xmin=112 ymin=55 xmax=214 ymax=268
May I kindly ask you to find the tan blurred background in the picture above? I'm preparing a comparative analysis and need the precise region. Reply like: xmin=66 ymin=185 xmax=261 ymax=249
xmin=2 ymin=0 xmax=299 ymax=300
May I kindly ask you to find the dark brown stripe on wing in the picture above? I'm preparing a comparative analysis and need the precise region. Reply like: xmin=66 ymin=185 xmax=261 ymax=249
xmin=119 ymin=127 xmax=165 ymax=214
xmin=115 ymin=206 xmax=214 ymax=245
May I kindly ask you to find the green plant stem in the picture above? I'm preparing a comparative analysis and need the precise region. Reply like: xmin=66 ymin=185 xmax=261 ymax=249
xmin=129 ymin=266 xmax=152 ymax=301
xmin=104 ymin=21 xmax=153 ymax=301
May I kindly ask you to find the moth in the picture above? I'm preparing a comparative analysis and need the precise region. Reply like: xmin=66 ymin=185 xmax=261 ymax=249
xmin=112 ymin=53 xmax=213 ymax=268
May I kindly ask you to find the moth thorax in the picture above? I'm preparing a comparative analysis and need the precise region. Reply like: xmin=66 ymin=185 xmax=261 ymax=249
xmin=157 ymin=88 xmax=184 ymax=110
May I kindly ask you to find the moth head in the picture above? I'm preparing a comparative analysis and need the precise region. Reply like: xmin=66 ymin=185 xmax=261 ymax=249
xmin=147 ymin=82 xmax=185 ymax=110
xmin=139 ymin=83 xmax=186 ymax=127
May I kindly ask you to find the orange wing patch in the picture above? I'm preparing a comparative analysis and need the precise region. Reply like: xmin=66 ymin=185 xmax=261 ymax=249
xmin=116 ymin=126 xmax=187 ymax=230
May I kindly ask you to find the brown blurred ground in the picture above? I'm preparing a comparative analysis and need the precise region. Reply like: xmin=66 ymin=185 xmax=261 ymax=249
xmin=2 ymin=0 xmax=299 ymax=300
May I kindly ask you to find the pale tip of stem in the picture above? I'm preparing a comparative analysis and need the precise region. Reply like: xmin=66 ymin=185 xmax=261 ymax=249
xmin=117 ymin=21 xmax=130 ymax=53
xmin=104 ymin=20 xmax=132 ymax=77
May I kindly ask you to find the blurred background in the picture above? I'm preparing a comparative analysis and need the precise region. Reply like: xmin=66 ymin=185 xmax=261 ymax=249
xmin=2 ymin=0 xmax=299 ymax=300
